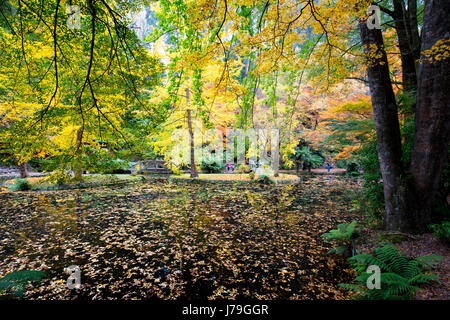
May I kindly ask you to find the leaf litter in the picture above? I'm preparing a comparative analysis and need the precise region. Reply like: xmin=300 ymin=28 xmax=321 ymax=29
xmin=0 ymin=176 xmax=360 ymax=300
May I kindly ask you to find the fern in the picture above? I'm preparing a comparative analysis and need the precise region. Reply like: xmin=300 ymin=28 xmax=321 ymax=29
xmin=341 ymin=243 xmax=442 ymax=300
xmin=321 ymin=220 xmax=358 ymax=256
xmin=428 ymin=221 xmax=450 ymax=243
xmin=322 ymin=220 xmax=358 ymax=241
xmin=0 ymin=270 xmax=46 ymax=299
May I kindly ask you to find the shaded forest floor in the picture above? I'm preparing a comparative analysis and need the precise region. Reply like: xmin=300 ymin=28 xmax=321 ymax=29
xmin=0 ymin=175 xmax=358 ymax=300
xmin=0 ymin=175 xmax=447 ymax=300
xmin=399 ymin=234 xmax=449 ymax=300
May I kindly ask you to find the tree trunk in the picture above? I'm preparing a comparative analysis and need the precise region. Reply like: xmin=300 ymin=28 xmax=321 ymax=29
xmin=407 ymin=0 xmax=421 ymax=74
xmin=187 ymin=109 xmax=198 ymax=178
xmin=392 ymin=0 xmax=418 ymax=93
xmin=272 ymin=129 xmax=280 ymax=177
xmin=409 ymin=0 xmax=450 ymax=232
xmin=19 ymin=162 xmax=28 ymax=178
xmin=359 ymin=19 xmax=409 ymax=231
xmin=74 ymin=128 xmax=83 ymax=181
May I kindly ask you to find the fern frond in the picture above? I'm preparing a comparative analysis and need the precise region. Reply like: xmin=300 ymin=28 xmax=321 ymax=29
xmin=415 ymin=255 xmax=443 ymax=270
xmin=408 ymin=272 xmax=440 ymax=285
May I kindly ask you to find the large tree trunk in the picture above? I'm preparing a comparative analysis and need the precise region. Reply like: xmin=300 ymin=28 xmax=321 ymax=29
xmin=359 ymin=19 xmax=409 ymax=231
xmin=409 ymin=0 xmax=450 ymax=232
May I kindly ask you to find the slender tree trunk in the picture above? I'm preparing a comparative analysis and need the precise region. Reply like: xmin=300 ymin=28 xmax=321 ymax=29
xmin=19 ymin=162 xmax=28 ymax=178
xmin=409 ymin=0 xmax=450 ymax=232
xmin=407 ymin=0 xmax=421 ymax=74
xmin=187 ymin=109 xmax=198 ymax=178
xmin=74 ymin=128 xmax=83 ymax=181
xmin=272 ymin=128 xmax=280 ymax=177
xmin=359 ymin=19 xmax=409 ymax=231
xmin=392 ymin=0 xmax=418 ymax=93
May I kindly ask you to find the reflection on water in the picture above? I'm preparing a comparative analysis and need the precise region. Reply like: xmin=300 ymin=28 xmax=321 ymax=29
xmin=0 ymin=177 xmax=360 ymax=300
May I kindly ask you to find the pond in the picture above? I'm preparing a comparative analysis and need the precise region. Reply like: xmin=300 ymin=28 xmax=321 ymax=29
xmin=0 ymin=176 xmax=360 ymax=300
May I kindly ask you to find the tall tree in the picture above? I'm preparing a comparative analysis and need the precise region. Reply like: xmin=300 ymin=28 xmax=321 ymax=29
xmin=359 ymin=17 xmax=408 ymax=231
xmin=409 ymin=0 xmax=450 ymax=231
xmin=360 ymin=0 xmax=450 ymax=232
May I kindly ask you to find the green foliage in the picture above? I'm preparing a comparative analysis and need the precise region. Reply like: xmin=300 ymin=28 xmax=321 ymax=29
xmin=333 ymin=158 xmax=360 ymax=175
xmin=170 ymin=165 xmax=183 ymax=176
xmin=355 ymin=136 xmax=384 ymax=226
xmin=237 ymin=164 xmax=251 ymax=173
xmin=340 ymin=243 xmax=442 ymax=300
xmin=7 ymin=178 xmax=31 ymax=191
xmin=0 ymin=270 xmax=46 ymax=299
xmin=294 ymin=146 xmax=324 ymax=169
xmin=200 ymin=155 xmax=224 ymax=173
xmin=322 ymin=220 xmax=358 ymax=242
xmin=321 ymin=220 xmax=358 ymax=255
xmin=256 ymin=174 xmax=274 ymax=184
xmin=429 ymin=221 xmax=450 ymax=243
xmin=334 ymin=158 xmax=352 ymax=169
xmin=346 ymin=162 xmax=359 ymax=175
xmin=83 ymin=149 xmax=131 ymax=174
xmin=47 ymin=168 xmax=72 ymax=186
xmin=249 ymin=171 xmax=255 ymax=180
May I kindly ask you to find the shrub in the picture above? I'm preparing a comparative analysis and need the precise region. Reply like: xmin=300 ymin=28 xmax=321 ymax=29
xmin=335 ymin=158 xmax=352 ymax=169
xmin=104 ymin=159 xmax=131 ymax=174
xmin=340 ymin=243 xmax=442 ymax=300
xmin=8 ymin=178 xmax=31 ymax=191
xmin=346 ymin=162 xmax=359 ymax=175
xmin=201 ymin=158 xmax=224 ymax=173
xmin=294 ymin=146 xmax=324 ymax=169
xmin=171 ymin=165 xmax=183 ymax=176
xmin=257 ymin=174 xmax=274 ymax=184
xmin=249 ymin=171 xmax=255 ymax=180
xmin=237 ymin=164 xmax=250 ymax=173
xmin=429 ymin=221 xmax=450 ymax=243
xmin=47 ymin=169 xmax=71 ymax=185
